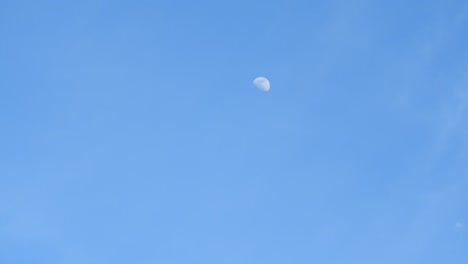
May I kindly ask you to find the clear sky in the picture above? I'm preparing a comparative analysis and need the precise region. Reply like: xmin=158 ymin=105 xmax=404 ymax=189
xmin=1 ymin=0 xmax=468 ymax=263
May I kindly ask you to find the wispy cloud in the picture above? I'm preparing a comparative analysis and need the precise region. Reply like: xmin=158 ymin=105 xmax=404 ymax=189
xmin=455 ymin=222 xmax=465 ymax=231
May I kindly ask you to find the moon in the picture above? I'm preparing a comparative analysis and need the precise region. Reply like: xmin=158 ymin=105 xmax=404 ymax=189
xmin=253 ymin=77 xmax=270 ymax=92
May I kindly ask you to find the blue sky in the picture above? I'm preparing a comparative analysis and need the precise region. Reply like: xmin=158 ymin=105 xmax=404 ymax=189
xmin=1 ymin=0 xmax=468 ymax=263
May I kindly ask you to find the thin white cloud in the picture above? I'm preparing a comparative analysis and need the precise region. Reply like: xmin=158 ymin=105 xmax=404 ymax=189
xmin=455 ymin=222 xmax=465 ymax=231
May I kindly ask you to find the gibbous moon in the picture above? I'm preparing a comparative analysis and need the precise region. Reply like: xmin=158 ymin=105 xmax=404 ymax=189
xmin=253 ymin=77 xmax=270 ymax=92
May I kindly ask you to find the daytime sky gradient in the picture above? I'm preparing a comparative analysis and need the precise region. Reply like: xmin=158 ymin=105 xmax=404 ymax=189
xmin=1 ymin=0 xmax=468 ymax=263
